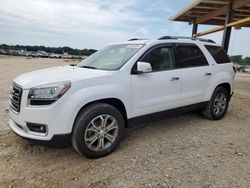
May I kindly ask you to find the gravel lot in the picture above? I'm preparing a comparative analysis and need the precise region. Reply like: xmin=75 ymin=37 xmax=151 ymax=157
xmin=0 ymin=56 xmax=250 ymax=188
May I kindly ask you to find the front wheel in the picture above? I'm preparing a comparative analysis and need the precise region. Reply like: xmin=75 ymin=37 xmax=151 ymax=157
xmin=71 ymin=103 xmax=125 ymax=158
xmin=202 ymin=87 xmax=230 ymax=120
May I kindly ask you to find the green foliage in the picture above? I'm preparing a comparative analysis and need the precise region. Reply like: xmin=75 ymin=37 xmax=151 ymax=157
xmin=230 ymin=55 xmax=250 ymax=65
xmin=243 ymin=57 xmax=250 ymax=65
xmin=0 ymin=44 xmax=97 ymax=56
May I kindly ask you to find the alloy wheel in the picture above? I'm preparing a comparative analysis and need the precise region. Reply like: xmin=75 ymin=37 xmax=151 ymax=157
xmin=84 ymin=114 xmax=119 ymax=151
xmin=213 ymin=93 xmax=227 ymax=116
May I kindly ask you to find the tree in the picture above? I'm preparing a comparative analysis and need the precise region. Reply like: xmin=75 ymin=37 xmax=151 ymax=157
xmin=0 ymin=44 xmax=97 ymax=56
xmin=230 ymin=55 xmax=243 ymax=64
xmin=243 ymin=57 xmax=250 ymax=65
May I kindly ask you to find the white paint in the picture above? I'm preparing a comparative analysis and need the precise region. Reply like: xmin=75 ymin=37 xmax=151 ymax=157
xmin=9 ymin=39 xmax=235 ymax=141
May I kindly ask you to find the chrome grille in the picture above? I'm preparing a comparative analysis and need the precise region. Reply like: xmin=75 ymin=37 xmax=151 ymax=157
xmin=10 ymin=83 xmax=23 ymax=112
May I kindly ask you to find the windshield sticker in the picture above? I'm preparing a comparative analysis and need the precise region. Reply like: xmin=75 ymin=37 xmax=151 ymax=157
xmin=126 ymin=44 xmax=143 ymax=49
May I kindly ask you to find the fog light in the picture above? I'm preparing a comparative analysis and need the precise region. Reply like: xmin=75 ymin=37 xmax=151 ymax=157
xmin=26 ymin=123 xmax=47 ymax=133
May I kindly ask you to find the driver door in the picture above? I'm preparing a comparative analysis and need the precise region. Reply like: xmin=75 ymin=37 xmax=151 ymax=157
xmin=131 ymin=44 xmax=182 ymax=117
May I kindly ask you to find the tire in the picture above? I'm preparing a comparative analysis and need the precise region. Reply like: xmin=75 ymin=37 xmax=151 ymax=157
xmin=71 ymin=103 xmax=125 ymax=158
xmin=202 ymin=87 xmax=230 ymax=120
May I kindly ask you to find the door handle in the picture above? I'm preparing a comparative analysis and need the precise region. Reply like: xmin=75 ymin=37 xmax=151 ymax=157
xmin=205 ymin=72 xmax=212 ymax=76
xmin=170 ymin=76 xmax=180 ymax=81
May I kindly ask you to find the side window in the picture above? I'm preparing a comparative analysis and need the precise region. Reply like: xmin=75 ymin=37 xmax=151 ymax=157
xmin=140 ymin=46 xmax=175 ymax=72
xmin=205 ymin=45 xmax=231 ymax=64
xmin=175 ymin=44 xmax=208 ymax=68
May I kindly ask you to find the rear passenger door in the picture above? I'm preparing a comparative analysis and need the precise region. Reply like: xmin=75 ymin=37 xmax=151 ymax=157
xmin=174 ymin=43 xmax=212 ymax=105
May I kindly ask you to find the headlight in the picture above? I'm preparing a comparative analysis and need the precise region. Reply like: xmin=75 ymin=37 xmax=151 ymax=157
xmin=28 ymin=81 xmax=71 ymax=104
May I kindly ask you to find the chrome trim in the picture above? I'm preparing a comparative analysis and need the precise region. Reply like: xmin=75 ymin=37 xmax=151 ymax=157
xmin=9 ymin=83 xmax=23 ymax=113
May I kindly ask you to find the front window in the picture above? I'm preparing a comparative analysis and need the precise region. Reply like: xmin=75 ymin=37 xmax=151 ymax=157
xmin=140 ymin=46 xmax=175 ymax=72
xmin=78 ymin=44 xmax=144 ymax=70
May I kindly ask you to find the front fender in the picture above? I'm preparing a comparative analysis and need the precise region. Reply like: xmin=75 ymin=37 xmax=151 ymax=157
xmin=66 ymin=84 xmax=132 ymax=131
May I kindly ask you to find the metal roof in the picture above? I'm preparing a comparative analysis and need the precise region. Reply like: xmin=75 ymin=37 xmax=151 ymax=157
xmin=170 ymin=0 xmax=250 ymax=27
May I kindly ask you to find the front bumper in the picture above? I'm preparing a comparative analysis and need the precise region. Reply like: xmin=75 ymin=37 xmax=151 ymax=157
xmin=8 ymin=88 xmax=77 ymax=142
xmin=9 ymin=119 xmax=71 ymax=146
xmin=9 ymin=118 xmax=48 ymax=140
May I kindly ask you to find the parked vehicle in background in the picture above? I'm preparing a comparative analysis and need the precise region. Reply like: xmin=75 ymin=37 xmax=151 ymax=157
xmin=11 ymin=50 xmax=27 ymax=56
xmin=0 ymin=48 xmax=85 ymax=59
xmin=25 ymin=51 xmax=48 ymax=58
xmin=0 ymin=49 xmax=8 ymax=55
xmin=49 ymin=53 xmax=63 ymax=59
xmin=235 ymin=64 xmax=250 ymax=73
xmin=37 ymin=51 xmax=49 ymax=58
xmin=9 ymin=36 xmax=235 ymax=158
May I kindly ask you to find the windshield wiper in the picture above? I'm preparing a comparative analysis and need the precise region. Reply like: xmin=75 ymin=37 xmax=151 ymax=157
xmin=80 ymin=65 xmax=97 ymax=69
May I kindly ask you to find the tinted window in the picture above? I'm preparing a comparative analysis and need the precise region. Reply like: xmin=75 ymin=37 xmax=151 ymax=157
xmin=176 ymin=44 xmax=208 ymax=68
xmin=205 ymin=45 xmax=231 ymax=64
xmin=140 ymin=46 xmax=175 ymax=71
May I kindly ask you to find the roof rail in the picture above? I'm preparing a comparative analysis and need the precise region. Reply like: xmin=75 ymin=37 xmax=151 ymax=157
xmin=128 ymin=38 xmax=139 ymax=41
xmin=158 ymin=36 xmax=215 ymax=43
xmin=128 ymin=38 xmax=148 ymax=41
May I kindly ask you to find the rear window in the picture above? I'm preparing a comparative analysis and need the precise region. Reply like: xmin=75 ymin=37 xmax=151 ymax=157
xmin=205 ymin=45 xmax=231 ymax=64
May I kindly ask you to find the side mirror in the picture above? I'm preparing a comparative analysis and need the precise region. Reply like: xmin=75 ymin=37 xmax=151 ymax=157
xmin=137 ymin=61 xmax=152 ymax=73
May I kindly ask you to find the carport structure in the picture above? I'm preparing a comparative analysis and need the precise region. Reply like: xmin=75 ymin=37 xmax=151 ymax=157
xmin=170 ymin=0 xmax=250 ymax=52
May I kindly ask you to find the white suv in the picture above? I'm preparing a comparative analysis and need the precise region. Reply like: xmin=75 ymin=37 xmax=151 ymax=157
xmin=9 ymin=36 xmax=235 ymax=158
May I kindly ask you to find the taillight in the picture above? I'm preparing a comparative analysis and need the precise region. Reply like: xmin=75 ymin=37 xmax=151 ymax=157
xmin=233 ymin=65 xmax=236 ymax=73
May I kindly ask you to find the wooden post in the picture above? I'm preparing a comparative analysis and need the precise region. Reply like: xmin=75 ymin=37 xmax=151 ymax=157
xmin=192 ymin=22 xmax=198 ymax=37
xmin=222 ymin=0 xmax=233 ymax=52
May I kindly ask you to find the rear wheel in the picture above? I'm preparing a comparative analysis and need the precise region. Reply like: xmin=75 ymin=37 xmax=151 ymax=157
xmin=71 ymin=103 xmax=125 ymax=158
xmin=202 ymin=87 xmax=230 ymax=120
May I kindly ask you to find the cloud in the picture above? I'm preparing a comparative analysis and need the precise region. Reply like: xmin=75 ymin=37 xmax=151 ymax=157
xmin=0 ymin=0 xmax=249 ymax=56
xmin=0 ymin=0 xmax=143 ymax=48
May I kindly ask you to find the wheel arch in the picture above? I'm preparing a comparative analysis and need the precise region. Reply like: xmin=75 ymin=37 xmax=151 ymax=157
xmin=206 ymin=82 xmax=231 ymax=102
xmin=206 ymin=76 xmax=233 ymax=100
xmin=202 ymin=82 xmax=231 ymax=120
xmin=72 ymin=98 xmax=128 ymax=130
xmin=216 ymin=82 xmax=231 ymax=95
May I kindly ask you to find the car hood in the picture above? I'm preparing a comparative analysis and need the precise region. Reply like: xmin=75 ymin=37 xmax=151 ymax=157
xmin=14 ymin=65 xmax=109 ymax=89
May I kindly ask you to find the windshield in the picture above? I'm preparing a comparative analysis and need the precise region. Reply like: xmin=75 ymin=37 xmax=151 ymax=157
xmin=77 ymin=44 xmax=144 ymax=70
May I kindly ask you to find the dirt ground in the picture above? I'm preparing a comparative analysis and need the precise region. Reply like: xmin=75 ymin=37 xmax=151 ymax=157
xmin=0 ymin=56 xmax=250 ymax=188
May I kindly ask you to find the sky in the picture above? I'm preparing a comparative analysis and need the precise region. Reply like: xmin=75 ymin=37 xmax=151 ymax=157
xmin=0 ymin=0 xmax=249 ymax=56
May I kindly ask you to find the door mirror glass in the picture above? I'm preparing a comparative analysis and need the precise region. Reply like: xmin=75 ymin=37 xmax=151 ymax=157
xmin=137 ymin=61 xmax=152 ymax=73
